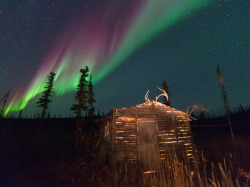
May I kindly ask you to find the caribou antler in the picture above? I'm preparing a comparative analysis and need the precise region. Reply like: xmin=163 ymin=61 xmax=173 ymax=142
xmin=155 ymin=87 xmax=168 ymax=102
xmin=187 ymin=104 xmax=209 ymax=115
xmin=186 ymin=104 xmax=209 ymax=120
xmin=145 ymin=90 xmax=150 ymax=103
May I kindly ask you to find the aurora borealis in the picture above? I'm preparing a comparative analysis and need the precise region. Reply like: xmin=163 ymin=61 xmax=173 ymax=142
xmin=1 ymin=0 xmax=250 ymax=117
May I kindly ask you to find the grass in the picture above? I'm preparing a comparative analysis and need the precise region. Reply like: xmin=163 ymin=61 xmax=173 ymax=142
xmin=99 ymin=153 xmax=243 ymax=187
xmin=1 ymin=119 xmax=250 ymax=186
xmin=53 ymin=136 xmax=249 ymax=187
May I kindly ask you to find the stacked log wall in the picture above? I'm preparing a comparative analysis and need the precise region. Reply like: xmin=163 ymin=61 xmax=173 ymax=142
xmin=104 ymin=102 xmax=194 ymax=165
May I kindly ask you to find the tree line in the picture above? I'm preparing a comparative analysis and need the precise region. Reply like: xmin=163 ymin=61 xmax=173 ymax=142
xmin=37 ymin=66 xmax=96 ymax=119
xmin=36 ymin=66 xmax=173 ymax=119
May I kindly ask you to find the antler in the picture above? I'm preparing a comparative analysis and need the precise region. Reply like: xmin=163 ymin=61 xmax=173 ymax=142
xmin=155 ymin=87 xmax=168 ymax=102
xmin=186 ymin=104 xmax=209 ymax=120
xmin=188 ymin=104 xmax=209 ymax=115
xmin=145 ymin=90 xmax=150 ymax=103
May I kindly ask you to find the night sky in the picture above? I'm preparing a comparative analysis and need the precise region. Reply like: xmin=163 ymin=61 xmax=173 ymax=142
xmin=1 ymin=0 xmax=250 ymax=117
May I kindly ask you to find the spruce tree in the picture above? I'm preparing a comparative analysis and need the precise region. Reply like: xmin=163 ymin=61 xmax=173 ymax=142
xmin=88 ymin=75 xmax=96 ymax=117
xmin=216 ymin=65 xmax=234 ymax=141
xmin=71 ymin=66 xmax=89 ymax=118
xmin=37 ymin=72 xmax=56 ymax=118
xmin=161 ymin=81 xmax=171 ymax=106
xmin=216 ymin=66 xmax=230 ymax=114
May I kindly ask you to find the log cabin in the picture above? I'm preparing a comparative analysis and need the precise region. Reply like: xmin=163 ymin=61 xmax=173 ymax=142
xmin=98 ymin=100 xmax=194 ymax=171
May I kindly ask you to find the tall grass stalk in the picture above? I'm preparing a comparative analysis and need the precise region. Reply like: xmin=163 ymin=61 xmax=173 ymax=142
xmin=105 ymin=152 xmax=243 ymax=187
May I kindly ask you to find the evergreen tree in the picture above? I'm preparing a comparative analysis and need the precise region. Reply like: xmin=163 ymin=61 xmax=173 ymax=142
xmin=216 ymin=65 xmax=234 ymax=141
xmin=87 ymin=75 xmax=96 ymax=117
xmin=71 ymin=66 xmax=89 ymax=118
xmin=161 ymin=81 xmax=171 ymax=106
xmin=97 ymin=110 xmax=101 ymax=117
xmin=216 ymin=66 xmax=230 ymax=114
xmin=37 ymin=72 xmax=56 ymax=118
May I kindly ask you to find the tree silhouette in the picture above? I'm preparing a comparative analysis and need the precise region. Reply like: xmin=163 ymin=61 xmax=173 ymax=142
xmin=0 ymin=90 xmax=10 ymax=118
xmin=71 ymin=66 xmax=89 ymax=118
xmin=161 ymin=81 xmax=171 ymax=106
xmin=88 ymin=75 xmax=96 ymax=117
xmin=37 ymin=72 xmax=56 ymax=118
xmin=216 ymin=66 xmax=230 ymax=114
xmin=216 ymin=65 xmax=234 ymax=141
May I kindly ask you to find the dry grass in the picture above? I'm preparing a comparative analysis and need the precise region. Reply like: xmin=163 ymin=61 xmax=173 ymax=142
xmin=105 ymin=155 xmax=243 ymax=187
xmin=57 ymin=149 xmax=248 ymax=187
xmin=1 ymin=119 xmax=250 ymax=186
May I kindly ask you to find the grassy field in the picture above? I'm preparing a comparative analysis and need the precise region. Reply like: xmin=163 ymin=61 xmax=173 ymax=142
xmin=0 ymin=119 xmax=250 ymax=186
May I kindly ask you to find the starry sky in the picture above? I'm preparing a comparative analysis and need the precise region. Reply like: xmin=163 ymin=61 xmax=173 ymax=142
xmin=0 ymin=0 xmax=250 ymax=117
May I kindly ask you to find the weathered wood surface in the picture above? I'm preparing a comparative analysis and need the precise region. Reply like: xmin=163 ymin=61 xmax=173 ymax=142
xmin=103 ymin=101 xmax=194 ymax=166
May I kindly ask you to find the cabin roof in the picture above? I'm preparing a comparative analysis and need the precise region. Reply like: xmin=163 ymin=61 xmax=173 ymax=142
xmin=109 ymin=101 xmax=189 ymax=120
xmin=119 ymin=101 xmax=185 ymax=113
